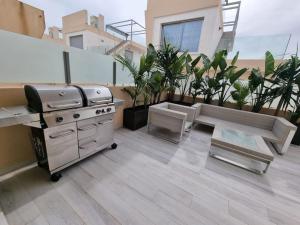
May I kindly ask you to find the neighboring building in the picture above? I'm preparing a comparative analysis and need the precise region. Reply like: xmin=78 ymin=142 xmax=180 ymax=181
xmin=44 ymin=10 xmax=146 ymax=62
xmin=145 ymin=0 xmax=240 ymax=57
xmin=0 ymin=0 xmax=45 ymax=38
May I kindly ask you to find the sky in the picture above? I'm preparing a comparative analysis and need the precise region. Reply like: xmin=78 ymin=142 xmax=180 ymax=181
xmin=21 ymin=0 xmax=300 ymax=56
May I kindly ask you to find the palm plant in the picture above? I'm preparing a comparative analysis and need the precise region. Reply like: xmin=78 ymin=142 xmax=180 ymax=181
xmin=115 ymin=44 xmax=156 ymax=109
xmin=147 ymin=71 xmax=165 ymax=104
xmin=271 ymin=55 xmax=300 ymax=116
xmin=231 ymin=81 xmax=250 ymax=110
xmin=249 ymin=51 xmax=279 ymax=112
xmin=155 ymin=40 xmax=187 ymax=101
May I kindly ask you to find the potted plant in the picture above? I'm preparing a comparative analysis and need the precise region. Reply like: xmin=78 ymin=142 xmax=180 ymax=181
xmin=177 ymin=54 xmax=201 ymax=105
xmin=188 ymin=54 xmax=210 ymax=104
xmin=230 ymin=81 xmax=250 ymax=110
xmin=147 ymin=71 xmax=165 ymax=105
xmin=115 ymin=45 xmax=156 ymax=130
xmin=189 ymin=51 xmax=222 ymax=104
xmin=248 ymin=51 xmax=279 ymax=112
xmin=216 ymin=51 xmax=248 ymax=106
xmin=265 ymin=54 xmax=300 ymax=144
xmin=271 ymin=55 xmax=300 ymax=116
xmin=155 ymin=40 xmax=187 ymax=102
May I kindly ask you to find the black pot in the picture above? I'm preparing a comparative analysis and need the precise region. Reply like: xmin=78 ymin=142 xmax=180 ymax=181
xmin=123 ymin=105 xmax=149 ymax=130
xmin=292 ymin=125 xmax=300 ymax=145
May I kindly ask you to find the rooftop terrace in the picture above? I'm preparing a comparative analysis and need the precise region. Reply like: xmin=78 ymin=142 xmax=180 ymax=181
xmin=1 ymin=127 xmax=300 ymax=225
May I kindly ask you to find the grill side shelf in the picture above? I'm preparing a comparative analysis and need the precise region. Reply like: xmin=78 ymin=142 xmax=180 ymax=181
xmin=0 ymin=106 xmax=40 ymax=128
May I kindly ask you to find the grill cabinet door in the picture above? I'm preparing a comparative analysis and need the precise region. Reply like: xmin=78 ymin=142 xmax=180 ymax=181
xmin=77 ymin=116 xmax=113 ymax=158
xmin=77 ymin=117 xmax=99 ymax=157
xmin=95 ymin=117 xmax=114 ymax=146
xmin=44 ymin=122 xmax=79 ymax=171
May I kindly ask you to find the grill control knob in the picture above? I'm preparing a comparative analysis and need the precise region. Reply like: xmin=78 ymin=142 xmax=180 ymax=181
xmin=107 ymin=108 xmax=111 ymax=112
xmin=56 ymin=116 xmax=63 ymax=123
xmin=73 ymin=113 xmax=80 ymax=119
xmin=96 ymin=109 xmax=101 ymax=115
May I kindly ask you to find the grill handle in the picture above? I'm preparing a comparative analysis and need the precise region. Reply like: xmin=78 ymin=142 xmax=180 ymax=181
xmin=98 ymin=119 xmax=113 ymax=125
xmin=47 ymin=101 xmax=81 ymax=109
xmin=90 ymin=99 xmax=111 ymax=105
xmin=49 ymin=129 xmax=75 ymax=139
xmin=78 ymin=123 xmax=98 ymax=131
xmin=79 ymin=140 xmax=97 ymax=149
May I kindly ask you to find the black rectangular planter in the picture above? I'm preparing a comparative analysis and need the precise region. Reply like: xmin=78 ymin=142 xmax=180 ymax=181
xmin=292 ymin=125 xmax=300 ymax=145
xmin=123 ymin=105 xmax=149 ymax=130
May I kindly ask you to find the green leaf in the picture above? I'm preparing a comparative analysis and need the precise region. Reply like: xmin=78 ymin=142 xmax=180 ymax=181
xmin=265 ymin=51 xmax=274 ymax=76
xmin=230 ymin=68 xmax=247 ymax=84
xmin=231 ymin=51 xmax=239 ymax=66
xmin=219 ymin=58 xmax=227 ymax=71
xmin=191 ymin=55 xmax=201 ymax=68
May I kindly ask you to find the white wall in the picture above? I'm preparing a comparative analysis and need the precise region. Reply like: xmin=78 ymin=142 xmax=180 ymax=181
xmin=65 ymin=30 xmax=117 ymax=53
xmin=65 ymin=30 xmax=144 ymax=64
xmin=152 ymin=7 xmax=223 ymax=58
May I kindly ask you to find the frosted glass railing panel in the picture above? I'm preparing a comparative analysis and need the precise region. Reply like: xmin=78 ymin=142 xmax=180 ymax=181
xmin=0 ymin=29 xmax=66 ymax=83
xmin=228 ymin=34 xmax=290 ymax=59
xmin=69 ymin=48 xmax=114 ymax=84
xmin=115 ymin=62 xmax=134 ymax=85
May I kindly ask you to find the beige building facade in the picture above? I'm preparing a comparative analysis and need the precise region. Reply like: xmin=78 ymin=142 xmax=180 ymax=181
xmin=145 ymin=0 xmax=227 ymax=58
xmin=0 ymin=0 xmax=45 ymax=38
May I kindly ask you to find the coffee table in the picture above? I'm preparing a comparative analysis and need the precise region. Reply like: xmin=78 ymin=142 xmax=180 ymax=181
xmin=210 ymin=126 xmax=274 ymax=174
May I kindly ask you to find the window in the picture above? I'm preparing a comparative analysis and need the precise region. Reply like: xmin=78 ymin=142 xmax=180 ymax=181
xmin=125 ymin=50 xmax=133 ymax=63
xmin=69 ymin=35 xmax=83 ymax=49
xmin=161 ymin=19 xmax=203 ymax=52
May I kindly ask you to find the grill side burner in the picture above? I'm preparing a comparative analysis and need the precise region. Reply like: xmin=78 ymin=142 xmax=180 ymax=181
xmin=24 ymin=84 xmax=117 ymax=181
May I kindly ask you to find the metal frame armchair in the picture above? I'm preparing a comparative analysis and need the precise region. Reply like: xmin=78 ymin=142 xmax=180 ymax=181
xmin=147 ymin=102 xmax=196 ymax=143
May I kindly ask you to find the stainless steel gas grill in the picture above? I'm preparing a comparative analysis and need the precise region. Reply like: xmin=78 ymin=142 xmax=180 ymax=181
xmin=24 ymin=84 xmax=117 ymax=181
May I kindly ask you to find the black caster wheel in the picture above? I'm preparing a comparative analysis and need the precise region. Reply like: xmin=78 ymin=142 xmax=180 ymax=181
xmin=50 ymin=173 xmax=62 ymax=182
xmin=111 ymin=143 xmax=118 ymax=149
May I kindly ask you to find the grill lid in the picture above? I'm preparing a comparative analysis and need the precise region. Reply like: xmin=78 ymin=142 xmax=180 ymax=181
xmin=74 ymin=85 xmax=113 ymax=106
xmin=24 ymin=84 xmax=83 ymax=112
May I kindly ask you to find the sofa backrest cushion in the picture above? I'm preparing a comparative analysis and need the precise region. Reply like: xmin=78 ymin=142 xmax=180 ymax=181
xmin=200 ymin=104 xmax=275 ymax=130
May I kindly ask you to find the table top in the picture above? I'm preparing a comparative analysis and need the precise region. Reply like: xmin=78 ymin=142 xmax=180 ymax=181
xmin=211 ymin=126 xmax=274 ymax=161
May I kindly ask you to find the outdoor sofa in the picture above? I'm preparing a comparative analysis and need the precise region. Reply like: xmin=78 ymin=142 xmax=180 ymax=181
xmin=147 ymin=102 xmax=196 ymax=143
xmin=192 ymin=103 xmax=297 ymax=154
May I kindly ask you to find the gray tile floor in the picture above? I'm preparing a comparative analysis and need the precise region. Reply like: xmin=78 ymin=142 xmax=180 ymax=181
xmin=1 ymin=125 xmax=300 ymax=225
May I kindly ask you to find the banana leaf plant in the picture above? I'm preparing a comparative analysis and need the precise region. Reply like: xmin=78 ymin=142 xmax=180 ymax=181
xmin=271 ymin=55 xmax=300 ymax=116
xmin=231 ymin=81 xmax=250 ymax=110
xmin=155 ymin=40 xmax=187 ymax=101
xmin=249 ymin=51 xmax=279 ymax=113
xmin=178 ymin=54 xmax=201 ymax=102
xmin=189 ymin=53 xmax=223 ymax=104
xmin=215 ymin=51 xmax=248 ymax=106
xmin=115 ymin=44 xmax=156 ymax=109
